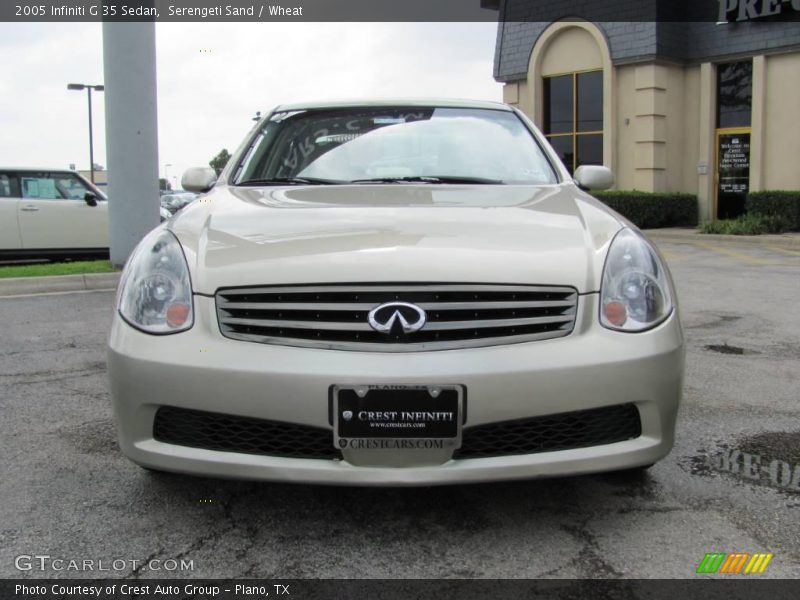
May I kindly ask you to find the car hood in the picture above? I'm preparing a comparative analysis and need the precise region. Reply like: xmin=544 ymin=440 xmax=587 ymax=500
xmin=170 ymin=184 xmax=623 ymax=295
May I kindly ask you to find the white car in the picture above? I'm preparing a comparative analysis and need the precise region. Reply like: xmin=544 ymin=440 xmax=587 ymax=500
xmin=109 ymin=99 xmax=684 ymax=486
xmin=0 ymin=168 xmax=108 ymax=259
xmin=160 ymin=191 xmax=197 ymax=216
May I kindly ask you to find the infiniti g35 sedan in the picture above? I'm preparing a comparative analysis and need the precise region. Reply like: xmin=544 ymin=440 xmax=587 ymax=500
xmin=108 ymin=99 xmax=684 ymax=485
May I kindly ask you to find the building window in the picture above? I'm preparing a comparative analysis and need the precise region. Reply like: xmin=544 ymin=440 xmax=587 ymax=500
xmin=717 ymin=61 xmax=752 ymax=129
xmin=543 ymin=70 xmax=603 ymax=174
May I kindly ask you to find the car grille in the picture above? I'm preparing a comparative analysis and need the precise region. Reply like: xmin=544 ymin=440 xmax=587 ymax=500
xmin=153 ymin=406 xmax=340 ymax=460
xmin=152 ymin=404 xmax=640 ymax=462
xmin=215 ymin=283 xmax=578 ymax=351
xmin=453 ymin=404 xmax=642 ymax=459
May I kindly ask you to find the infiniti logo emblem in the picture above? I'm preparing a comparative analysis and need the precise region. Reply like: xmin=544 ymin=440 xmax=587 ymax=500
xmin=368 ymin=302 xmax=427 ymax=334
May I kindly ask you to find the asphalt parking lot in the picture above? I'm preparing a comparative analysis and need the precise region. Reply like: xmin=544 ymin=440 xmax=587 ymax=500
xmin=1 ymin=237 xmax=798 ymax=580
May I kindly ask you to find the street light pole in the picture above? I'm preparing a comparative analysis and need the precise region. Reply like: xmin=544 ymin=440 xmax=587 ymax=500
xmin=67 ymin=83 xmax=105 ymax=183
xmin=88 ymin=89 xmax=94 ymax=182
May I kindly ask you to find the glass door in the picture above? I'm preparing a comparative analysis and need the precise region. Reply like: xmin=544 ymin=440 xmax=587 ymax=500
xmin=715 ymin=128 xmax=751 ymax=220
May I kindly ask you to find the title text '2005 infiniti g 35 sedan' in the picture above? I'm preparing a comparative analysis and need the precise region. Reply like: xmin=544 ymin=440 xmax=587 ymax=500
xmin=108 ymin=99 xmax=684 ymax=485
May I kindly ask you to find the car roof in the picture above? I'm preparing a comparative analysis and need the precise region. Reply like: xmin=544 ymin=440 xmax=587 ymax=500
xmin=272 ymin=98 xmax=513 ymax=112
xmin=0 ymin=167 xmax=80 ymax=174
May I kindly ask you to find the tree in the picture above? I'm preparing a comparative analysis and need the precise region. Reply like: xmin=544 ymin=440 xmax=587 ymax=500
xmin=209 ymin=149 xmax=232 ymax=175
xmin=159 ymin=178 xmax=172 ymax=192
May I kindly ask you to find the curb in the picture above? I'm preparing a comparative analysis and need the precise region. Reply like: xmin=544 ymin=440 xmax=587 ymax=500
xmin=643 ymin=228 xmax=800 ymax=249
xmin=0 ymin=272 xmax=120 ymax=297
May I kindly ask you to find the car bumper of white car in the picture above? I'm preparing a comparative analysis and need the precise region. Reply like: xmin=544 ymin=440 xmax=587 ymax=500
xmin=108 ymin=294 xmax=684 ymax=486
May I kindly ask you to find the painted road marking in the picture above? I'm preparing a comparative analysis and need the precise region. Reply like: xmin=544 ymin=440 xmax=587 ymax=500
xmin=766 ymin=245 xmax=800 ymax=257
xmin=693 ymin=242 xmax=773 ymax=265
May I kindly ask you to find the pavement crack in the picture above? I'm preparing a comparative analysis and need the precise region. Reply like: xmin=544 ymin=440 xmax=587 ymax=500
xmin=561 ymin=521 xmax=624 ymax=579
xmin=125 ymin=548 xmax=166 ymax=579
xmin=159 ymin=484 xmax=265 ymax=578
xmin=2 ymin=366 xmax=106 ymax=385
xmin=219 ymin=484 xmax=265 ymax=576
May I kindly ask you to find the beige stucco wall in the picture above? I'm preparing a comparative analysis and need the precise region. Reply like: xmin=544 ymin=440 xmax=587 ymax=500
xmin=612 ymin=65 xmax=637 ymax=190
xmin=503 ymin=80 xmax=531 ymax=114
xmin=763 ymin=52 xmax=800 ymax=190
xmin=662 ymin=65 xmax=691 ymax=193
xmin=611 ymin=63 xmax=699 ymax=195
xmin=681 ymin=66 xmax=702 ymax=195
xmin=539 ymin=27 xmax=603 ymax=75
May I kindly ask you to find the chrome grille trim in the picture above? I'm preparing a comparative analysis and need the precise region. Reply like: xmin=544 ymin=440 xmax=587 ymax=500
xmin=216 ymin=283 xmax=578 ymax=352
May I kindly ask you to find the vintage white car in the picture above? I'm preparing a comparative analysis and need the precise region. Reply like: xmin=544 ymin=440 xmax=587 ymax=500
xmin=108 ymin=99 xmax=684 ymax=485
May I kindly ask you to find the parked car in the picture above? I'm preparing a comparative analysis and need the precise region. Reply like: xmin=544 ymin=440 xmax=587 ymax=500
xmin=160 ymin=191 xmax=197 ymax=216
xmin=0 ymin=168 xmax=108 ymax=259
xmin=109 ymin=99 xmax=684 ymax=485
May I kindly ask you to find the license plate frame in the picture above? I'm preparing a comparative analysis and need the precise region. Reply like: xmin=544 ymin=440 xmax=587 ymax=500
xmin=332 ymin=384 xmax=463 ymax=451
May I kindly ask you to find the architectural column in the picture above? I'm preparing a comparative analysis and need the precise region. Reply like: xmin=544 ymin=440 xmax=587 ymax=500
xmin=633 ymin=64 xmax=667 ymax=192
xmin=102 ymin=22 xmax=160 ymax=266
xmin=750 ymin=55 xmax=767 ymax=192
xmin=697 ymin=63 xmax=717 ymax=222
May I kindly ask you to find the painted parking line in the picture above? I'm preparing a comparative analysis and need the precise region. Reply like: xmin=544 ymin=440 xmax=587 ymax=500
xmin=660 ymin=250 xmax=687 ymax=261
xmin=766 ymin=245 xmax=800 ymax=257
xmin=692 ymin=242 xmax=773 ymax=266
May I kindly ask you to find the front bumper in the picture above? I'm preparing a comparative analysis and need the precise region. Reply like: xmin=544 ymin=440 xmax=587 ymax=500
xmin=108 ymin=293 xmax=684 ymax=486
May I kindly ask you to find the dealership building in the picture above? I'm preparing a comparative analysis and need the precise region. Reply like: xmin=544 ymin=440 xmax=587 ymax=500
xmin=493 ymin=1 xmax=800 ymax=221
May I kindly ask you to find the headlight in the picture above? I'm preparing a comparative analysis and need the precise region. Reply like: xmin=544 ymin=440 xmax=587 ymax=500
xmin=600 ymin=228 xmax=673 ymax=332
xmin=117 ymin=229 xmax=194 ymax=334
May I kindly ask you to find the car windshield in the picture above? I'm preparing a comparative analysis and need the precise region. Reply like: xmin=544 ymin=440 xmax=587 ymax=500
xmin=233 ymin=106 xmax=558 ymax=185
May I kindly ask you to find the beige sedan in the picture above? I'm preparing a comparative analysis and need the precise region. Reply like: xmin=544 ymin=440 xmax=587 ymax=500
xmin=108 ymin=99 xmax=684 ymax=485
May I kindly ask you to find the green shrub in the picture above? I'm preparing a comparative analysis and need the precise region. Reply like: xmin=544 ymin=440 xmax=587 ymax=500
xmin=699 ymin=214 xmax=791 ymax=235
xmin=746 ymin=191 xmax=800 ymax=231
xmin=593 ymin=191 xmax=698 ymax=229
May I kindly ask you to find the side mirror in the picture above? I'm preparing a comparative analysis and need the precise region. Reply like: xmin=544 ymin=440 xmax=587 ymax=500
xmin=84 ymin=191 xmax=98 ymax=207
xmin=182 ymin=167 xmax=218 ymax=193
xmin=574 ymin=165 xmax=614 ymax=191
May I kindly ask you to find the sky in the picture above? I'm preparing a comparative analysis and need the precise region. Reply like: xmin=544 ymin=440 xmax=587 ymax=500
xmin=0 ymin=22 xmax=502 ymax=189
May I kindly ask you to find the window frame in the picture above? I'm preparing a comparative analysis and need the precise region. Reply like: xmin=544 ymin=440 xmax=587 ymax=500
xmin=543 ymin=68 xmax=604 ymax=174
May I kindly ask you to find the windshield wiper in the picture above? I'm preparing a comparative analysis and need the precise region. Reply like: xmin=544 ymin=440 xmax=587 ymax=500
xmin=236 ymin=177 xmax=341 ymax=186
xmin=349 ymin=175 xmax=504 ymax=185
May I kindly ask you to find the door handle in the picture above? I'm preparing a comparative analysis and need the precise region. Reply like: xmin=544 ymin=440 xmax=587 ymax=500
xmin=21 ymin=206 xmax=40 ymax=212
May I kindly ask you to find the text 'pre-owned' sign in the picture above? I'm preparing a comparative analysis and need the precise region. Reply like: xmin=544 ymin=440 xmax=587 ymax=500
xmin=719 ymin=0 xmax=800 ymax=22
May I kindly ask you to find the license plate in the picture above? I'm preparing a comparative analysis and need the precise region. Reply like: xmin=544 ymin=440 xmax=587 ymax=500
xmin=332 ymin=385 xmax=463 ymax=451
